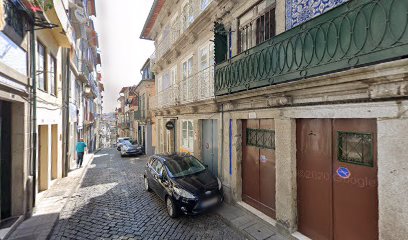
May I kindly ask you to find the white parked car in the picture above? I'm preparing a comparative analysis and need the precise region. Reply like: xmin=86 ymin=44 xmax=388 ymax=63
xmin=116 ymin=137 xmax=130 ymax=151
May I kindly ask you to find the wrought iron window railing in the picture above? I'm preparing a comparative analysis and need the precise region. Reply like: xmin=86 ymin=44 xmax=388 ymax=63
xmin=150 ymin=0 xmax=214 ymax=68
xmin=152 ymin=65 xmax=215 ymax=110
xmin=214 ymin=0 xmax=408 ymax=96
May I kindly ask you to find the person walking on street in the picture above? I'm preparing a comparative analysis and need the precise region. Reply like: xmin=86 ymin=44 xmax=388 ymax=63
xmin=76 ymin=138 xmax=87 ymax=168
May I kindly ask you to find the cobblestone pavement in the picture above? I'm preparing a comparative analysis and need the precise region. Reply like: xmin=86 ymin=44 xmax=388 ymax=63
xmin=50 ymin=148 xmax=245 ymax=240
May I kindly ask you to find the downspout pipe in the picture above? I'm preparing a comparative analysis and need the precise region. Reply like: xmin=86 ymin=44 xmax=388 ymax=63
xmin=220 ymin=104 xmax=224 ymax=181
xmin=30 ymin=23 xmax=37 ymax=207
xmin=62 ymin=49 xmax=71 ymax=177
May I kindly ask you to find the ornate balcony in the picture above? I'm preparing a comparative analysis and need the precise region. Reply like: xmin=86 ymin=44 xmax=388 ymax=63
xmin=150 ymin=0 xmax=214 ymax=67
xmin=214 ymin=0 xmax=408 ymax=96
xmin=153 ymin=66 xmax=214 ymax=110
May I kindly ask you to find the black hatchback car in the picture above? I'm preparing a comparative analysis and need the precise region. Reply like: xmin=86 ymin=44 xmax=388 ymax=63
xmin=143 ymin=153 xmax=223 ymax=217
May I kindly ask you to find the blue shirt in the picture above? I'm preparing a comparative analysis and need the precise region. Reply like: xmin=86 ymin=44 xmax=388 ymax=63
xmin=76 ymin=142 xmax=87 ymax=153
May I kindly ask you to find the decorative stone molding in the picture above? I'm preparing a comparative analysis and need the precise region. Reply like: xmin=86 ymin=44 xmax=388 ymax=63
xmin=188 ymin=33 xmax=197 ymax=44
xmin=222 ymin=101 xmax=235 ymax=111
xmin=172 ymin=108 xmax=180 ymax=115
xmin=369 ymin=82 xmax=408 ymax=99
xmin=266 ymin=95 xmax=293 ymax=107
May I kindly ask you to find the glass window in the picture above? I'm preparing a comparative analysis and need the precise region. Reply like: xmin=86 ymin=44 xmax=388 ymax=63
xmin=200 ymin=46 xmax=209 ymax=71
xmin=165 ymin=155 xmax=206 ymax=177
xmin=162 ymin=71 xmax=171 ymax=90
xmin=182 ymin=0 xmax=194 ymax=31
xmin=201 ymin=0 xmax=211 ymax=10
xmin=338 ymin=132 xmax=373 ymax=167
xmin=49 ymin=55 xmax=57 ymax=96
xmin=182 ymin=57 xmax=193 ymax=81
xmin=171 ymin=67 xmax=177 ymax=86
xmin=238 ymin=1 xmax=276 ymax=53
xmin=182 ymin=120 xmax=194 ymax=151
xmin=153 ymin=160 xmax=163 ymax=174
xmin=37 ymin=41 xmax=46 ymax=91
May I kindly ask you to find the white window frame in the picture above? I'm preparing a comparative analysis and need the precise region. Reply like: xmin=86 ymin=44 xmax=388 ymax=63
xmin=181 ymin=55 xmax=193 ymax=101
xmin=181 ymin=0 xmax=194 ymax=31
xmin=181 ymin=120 xmax=194 ymax=152
xmin=200 ymin=0 xmax=211 ymax=11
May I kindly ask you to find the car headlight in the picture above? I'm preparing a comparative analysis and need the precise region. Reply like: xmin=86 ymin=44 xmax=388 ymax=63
xmin=173 ymin=186 xmax=196 ymax=199
xmin=137 ymin=147 xmax=142 ymax=150
xmin=217 ymin=177 xmax=222 ymax=190
xmin=122 ymin=146 xmax=128 ymax=151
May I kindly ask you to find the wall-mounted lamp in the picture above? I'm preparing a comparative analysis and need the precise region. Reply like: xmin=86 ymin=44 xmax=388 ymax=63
xmin=84 ymin=84 xmax=91 ymax=94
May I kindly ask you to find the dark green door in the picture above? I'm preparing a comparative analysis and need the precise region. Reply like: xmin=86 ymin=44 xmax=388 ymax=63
xmin=201 ymin=120 xmax=218 ymax=176
xmin=0 ymin=100 xmax=12 ymax=220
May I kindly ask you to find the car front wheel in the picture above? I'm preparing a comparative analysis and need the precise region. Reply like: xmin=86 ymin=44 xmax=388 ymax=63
xmin=166 ymin=197 xmax=178 ymax=218
xmin=144 ymin=177 xmax=151 ymax=192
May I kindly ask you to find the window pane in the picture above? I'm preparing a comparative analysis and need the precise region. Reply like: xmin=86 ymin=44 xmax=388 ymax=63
xmin=37 ymin=42 xmax=45 ymax=91
xmin=188 ymin=130 xmax=194 ymax=149
xmin=188 ymin=57 xmax=193 ymax=76
xmin=200 ymin=47 xmax=209 ymax=70
xmin=49 ymin=56 xmax=56 ymax=95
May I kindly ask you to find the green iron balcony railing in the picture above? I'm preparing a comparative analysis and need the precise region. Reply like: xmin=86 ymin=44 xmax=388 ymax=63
xmin=214 ymin=0 xmax=408 ymax=96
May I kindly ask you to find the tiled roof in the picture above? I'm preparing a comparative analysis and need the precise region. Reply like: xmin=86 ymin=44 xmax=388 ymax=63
xmin=140 ymin=0 xmax=166 ymax=40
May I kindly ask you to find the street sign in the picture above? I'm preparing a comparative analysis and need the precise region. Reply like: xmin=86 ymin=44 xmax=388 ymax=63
xmin=165 ymin=121 xmax=175 ymax=130
xmin=337 ymin=167 xmax=351 ymax=179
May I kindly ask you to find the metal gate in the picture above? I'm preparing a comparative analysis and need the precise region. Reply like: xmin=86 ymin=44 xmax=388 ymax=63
xmin=0 ymin=101 xmax=12 ymax=220
xmin=242 ymin=119 xmax=276 ymax=219
xmin=297 ymin=119 xmax=378 ymax=240
xmin=201 ymin=120 xmax=218 ymax=176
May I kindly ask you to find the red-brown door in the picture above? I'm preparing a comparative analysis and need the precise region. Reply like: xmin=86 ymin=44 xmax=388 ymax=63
xmin=297 ymin=119 xmax=332 ymax=240
xmin=242 ymin=119 xmax=276 ymax=218
xmin=332 ymin=119 xmax=378 ymax=240
xmin=297 ymin=119 xmax=378 ymax=240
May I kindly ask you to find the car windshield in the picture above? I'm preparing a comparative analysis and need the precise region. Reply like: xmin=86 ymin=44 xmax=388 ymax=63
xmin=123 ymin=141 xmax=133 ymax=146
xmin=164 ymin=155 xmax=206 ymax=178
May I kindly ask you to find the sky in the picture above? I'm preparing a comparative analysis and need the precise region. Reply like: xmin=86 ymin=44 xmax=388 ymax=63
xmin=95 ymin=0 xmax=155 ymax=113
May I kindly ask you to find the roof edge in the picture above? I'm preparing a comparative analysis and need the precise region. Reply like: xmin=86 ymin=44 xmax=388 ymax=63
xmin=139 ymin=0 xmax=163 ymax=40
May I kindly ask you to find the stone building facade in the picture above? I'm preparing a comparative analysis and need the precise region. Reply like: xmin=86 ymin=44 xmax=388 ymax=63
xmin=143 ymin=0 xmax=408 ymax=239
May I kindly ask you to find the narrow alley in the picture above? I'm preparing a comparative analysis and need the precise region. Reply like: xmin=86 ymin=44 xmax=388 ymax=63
xmin=49 ymin=149 xmax=244 ymax=240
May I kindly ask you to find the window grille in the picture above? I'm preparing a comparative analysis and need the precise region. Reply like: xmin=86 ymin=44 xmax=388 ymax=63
xmin=338 ymin=131 xmax=374 ymax=167
xmin=246 ymin=128 xmax=275 ymax=149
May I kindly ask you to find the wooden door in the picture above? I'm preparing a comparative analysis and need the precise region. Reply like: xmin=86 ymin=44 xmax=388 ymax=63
xmin=297 ymin=119 xmax=378 ymax=240
xmin=332 ymin=119 xmax=378 ymax=240
xmin=242 ymin=119 xmax=276 ymax=218
xmin=297 ymin=119 xmax=332 ymax=240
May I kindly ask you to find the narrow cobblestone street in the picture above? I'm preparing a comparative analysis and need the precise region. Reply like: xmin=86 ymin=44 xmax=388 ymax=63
xmin=50 ymin=149 xmax=245 ymax=240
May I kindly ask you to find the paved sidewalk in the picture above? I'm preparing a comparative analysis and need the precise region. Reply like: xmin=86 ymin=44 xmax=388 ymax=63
xmin=217 ymin=203 xmax=288 ymax=240
xmin=7 ymin=154 xmax=95 ymax=240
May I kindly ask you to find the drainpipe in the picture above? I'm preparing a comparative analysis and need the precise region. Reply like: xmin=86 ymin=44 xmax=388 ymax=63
xmin=62 ymin=49 xmax=71 ymax=177
xmin=30 ymin=23 xmax=37 ymax=207
xmin=220 ymin=104 xmax=224 ymax=181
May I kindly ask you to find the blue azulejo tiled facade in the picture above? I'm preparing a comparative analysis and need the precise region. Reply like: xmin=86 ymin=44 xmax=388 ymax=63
xmin=286 ymin=0 xmax=348 ymax=29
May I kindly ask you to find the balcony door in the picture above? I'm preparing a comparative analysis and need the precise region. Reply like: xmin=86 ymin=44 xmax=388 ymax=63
xmin=198 ymin=43 xmax=214 ymax=99
xmin=199 ymin=46 xmax=209 ymax=99
xmin=182 ymin=57 xmax=193 ymax=102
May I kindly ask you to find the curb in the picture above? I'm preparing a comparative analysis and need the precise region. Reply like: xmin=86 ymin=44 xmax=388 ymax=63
xmin=2 ymin=216 xmax=24 ymax=240
xmin=215 ymin=206 xmax=253 ymax=240
xmin=45 ymin=153 xmax=95 ymax=240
